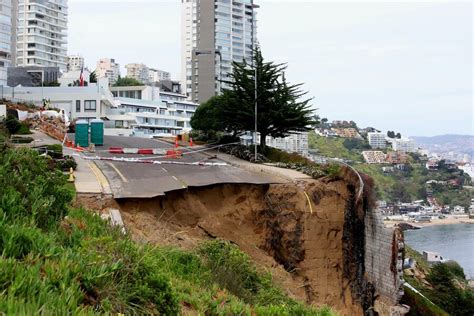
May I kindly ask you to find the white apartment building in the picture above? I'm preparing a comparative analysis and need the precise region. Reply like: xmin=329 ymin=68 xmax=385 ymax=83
xmin=67 ymin=55 xmax=83 ymax=71
xmin=368 ymin=132 xmax=387 ymax=149
xmin=181 ymin=0 xmax=258 ymax=103
xmin=263 ymin=132 xmax=309 ymax=157
xmin=393 ymin=138 xmax=417 ymax=153
xmin=109 ymin=85 xmax=197 ymax=137
xmin=0 ymin=0 xmax=17 ymax=85
xmin=96 ymin=58 xmax=120 ymax=85
xmin=3 ymin=78 xmax=115 ymax=121
xmin=149 ymin=68 xmax=170 ymax=83
xmin=125 ymin=63 xmax=149 ymax=84
xmin=16 ymin=0 xmax=68 ymax=71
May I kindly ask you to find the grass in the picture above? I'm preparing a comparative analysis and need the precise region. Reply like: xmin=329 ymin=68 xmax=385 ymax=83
xmin=0 ymin=146 xmax=336 ymax=315
xmin=308 ymin=132 xmax=363 ymax=162
xmin=353 ymin=164 xmax=396 ymax=200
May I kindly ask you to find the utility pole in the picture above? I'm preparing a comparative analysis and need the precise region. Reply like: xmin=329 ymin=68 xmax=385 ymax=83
xmin=254 ymin=62 xmax=257 ymax=162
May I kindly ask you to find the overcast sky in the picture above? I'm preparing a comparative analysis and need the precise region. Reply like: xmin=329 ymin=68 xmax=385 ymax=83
xmin=68 ymin=0 xmax=473 ymax=137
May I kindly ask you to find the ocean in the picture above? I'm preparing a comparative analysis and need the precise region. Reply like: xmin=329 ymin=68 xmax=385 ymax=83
xmin=404 ymin=224 xmax=474 ymax=279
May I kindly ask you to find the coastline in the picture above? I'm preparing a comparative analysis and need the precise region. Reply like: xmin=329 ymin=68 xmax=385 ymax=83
xmin=384 ymin=215 xmax=474 ymax=228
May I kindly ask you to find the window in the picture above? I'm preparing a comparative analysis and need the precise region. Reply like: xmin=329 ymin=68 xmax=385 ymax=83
xmin=84 ymin=100 xmax=96 ymax=111
xmin=75 ymin=100 xmax=81 ymax=112
xmin=115 ymin=120 xmax=124 ymax=128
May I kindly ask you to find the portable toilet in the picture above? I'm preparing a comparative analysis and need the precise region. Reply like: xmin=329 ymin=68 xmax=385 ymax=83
xmin=75 ymin=120 xmax=89 ymax=147
xmin=90 ymin=119 xmax=104 ymax=146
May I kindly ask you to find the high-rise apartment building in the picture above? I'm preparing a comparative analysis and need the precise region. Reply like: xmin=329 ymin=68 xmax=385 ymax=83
xmin=0 ymin=0 xmax=17 ymax=85
xmin=148 ymin=68 xmax=170 ymax=83
xmin=67 ymin=55 xmax=84 ymax=71
xmin=96 ymin=58 xmax=120 ymax=84
xmin=125 ymin=63 xmax=149 ymax=84
xmin=368 ymin=132 xmax=387 ymax=149
xmin=16 ymin=0 xmax=68 ymax=71
xmin=181 ymin=0 xmax=258 ymax=104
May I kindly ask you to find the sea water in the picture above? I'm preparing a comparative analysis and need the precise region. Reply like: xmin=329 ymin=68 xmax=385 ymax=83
xmin=404 ymin=224 xmax=474 ymax=279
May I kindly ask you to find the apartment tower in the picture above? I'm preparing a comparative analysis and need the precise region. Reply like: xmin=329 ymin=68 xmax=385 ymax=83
xmin=0 ymin=0 xmax=17 ymax=85
xmin=181 ymin=0 xmax=258 ymax=104
xmin=16 ymin=0 xmax=68 ymax=71
xmin=96 ymin=58 xmax=120 ymax=85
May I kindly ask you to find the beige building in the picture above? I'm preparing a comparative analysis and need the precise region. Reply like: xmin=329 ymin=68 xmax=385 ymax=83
xmin=96 ymin=58 xmax=120 ymax=85
xmin=125 ymin=63 xmax=149 ymax=84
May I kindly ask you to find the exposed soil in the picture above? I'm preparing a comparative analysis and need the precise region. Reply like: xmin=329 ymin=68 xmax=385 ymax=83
xmin=96 ymin=177 xmax=366 ymax=316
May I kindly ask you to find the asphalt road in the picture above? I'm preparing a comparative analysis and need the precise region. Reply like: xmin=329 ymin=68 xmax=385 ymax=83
xmin=88 ymin=136 xmax=285 ymax=199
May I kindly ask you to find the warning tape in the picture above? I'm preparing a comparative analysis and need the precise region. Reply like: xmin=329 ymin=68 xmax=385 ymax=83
xmin=82 ymin=155 xmax=227 ymax=167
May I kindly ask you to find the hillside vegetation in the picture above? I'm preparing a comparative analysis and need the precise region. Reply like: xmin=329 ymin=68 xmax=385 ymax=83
xmin=308 ymin=132 xmax=364 ymax=162
xmin=0 ymin=147 xmax=334 ymax=315
xmin=308 ymin=132 xmax=473 ymax=206
xmin=402 ymin=246 xmax=474 ymax=316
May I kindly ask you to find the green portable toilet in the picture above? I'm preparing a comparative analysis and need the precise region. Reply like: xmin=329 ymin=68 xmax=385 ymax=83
xmin=90 ymin=119 xmax=104 ymax=146
xmin=75 ymin=120 xmax=89 ymax=147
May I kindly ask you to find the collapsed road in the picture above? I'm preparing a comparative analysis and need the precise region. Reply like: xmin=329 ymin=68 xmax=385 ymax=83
xmin=82 ymin=135 xmax=286 ymax=198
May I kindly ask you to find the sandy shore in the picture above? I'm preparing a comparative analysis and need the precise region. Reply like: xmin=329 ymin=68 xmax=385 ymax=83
xmin=384 ymin=215 xmax=474 ymax=228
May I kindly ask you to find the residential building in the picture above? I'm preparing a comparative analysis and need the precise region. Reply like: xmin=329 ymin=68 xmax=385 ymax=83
xmin=17 ymin=0 xmax=68 ymax=71
xmin=149 ymin=68 xmax=170 ymax=83
xmin=158 ymin=80 xmax=182 ymax=94
xmin=393 ymin=138 xmax=416 ymax=153
xmin=332 ymin=128 xmax=361 ymax=138
xmin=67 ymin=55 xmax=84 ymax=71
xmin=125 ymin=63 xmax=149 ymax=84
xmin=96 ymin=58 xmax=120 ymax=85
xmin=386 ymin=151 xmax=409 ymax=164
xmin=362 ymin=151 xmax=388 ymax=164
xmin=7 ymin=66 xmax=59 ymax=87
xmin=2 ymin=78 xmax=115 ymax=121
xmin=368 ymin=132 xmax=387 ymax=149
xmin=109 ymin=85 xmax=197 ymax=137
xmin=264 ymin=132 xmax=309 ymax=157
xmin=181 ymin=0 xmax=258 ymax=103
xmin=0 ymin=0 xmax=17 ymax=85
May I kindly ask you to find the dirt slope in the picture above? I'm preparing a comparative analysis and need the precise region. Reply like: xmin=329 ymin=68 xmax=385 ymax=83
xmin=115 ymin=177 xmax=365 ymax=315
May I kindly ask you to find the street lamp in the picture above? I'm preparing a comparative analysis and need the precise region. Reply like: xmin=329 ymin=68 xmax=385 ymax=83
xmin=194 ymin=49 xmax=222 ymax=95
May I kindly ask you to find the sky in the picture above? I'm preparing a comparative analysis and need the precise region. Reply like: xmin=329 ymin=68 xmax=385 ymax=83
xmin=68 ymin=0 xmax=473 ymax=137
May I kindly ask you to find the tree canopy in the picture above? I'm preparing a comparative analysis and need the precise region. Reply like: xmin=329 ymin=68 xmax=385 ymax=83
xmin=113 ymin=76 xmax=144 ymax=87
xmin=191 ymin=47 xmax=316 ymax=149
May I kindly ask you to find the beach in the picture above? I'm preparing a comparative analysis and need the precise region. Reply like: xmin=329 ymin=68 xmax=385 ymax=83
xmin=384 ymin=214 xmax=474 ymax=228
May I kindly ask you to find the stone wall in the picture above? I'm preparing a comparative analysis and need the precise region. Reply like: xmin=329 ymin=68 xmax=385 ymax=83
xmin=365 ymin=208 xmax=407 ymax=315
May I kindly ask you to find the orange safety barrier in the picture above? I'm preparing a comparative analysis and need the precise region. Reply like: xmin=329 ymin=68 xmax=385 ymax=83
xmin=166 ymin=150 xmax=182 ymax=158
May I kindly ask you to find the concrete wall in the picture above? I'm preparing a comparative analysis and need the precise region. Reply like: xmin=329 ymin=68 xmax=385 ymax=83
xmin=365 ymin=209 xmax=406 ymax=315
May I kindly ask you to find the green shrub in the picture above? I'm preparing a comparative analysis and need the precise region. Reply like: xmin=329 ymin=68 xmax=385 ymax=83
xmin=16 ymin=123 xmax=32 ymax=135
xmin=426 ymin=263 xmax=474 ymax=316
xmin=401 ymin=286 xmax=448 ymax=316
xmin=5 ymin=115 xmax=21 ymax=135
xmin=199 ymin=240 xmax=264 ymax=303
xmin=0 ymin=148 xmax=73 ymax=228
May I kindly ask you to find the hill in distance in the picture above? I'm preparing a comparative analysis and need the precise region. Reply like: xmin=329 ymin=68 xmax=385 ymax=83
xmin=411 ymin=134 xmax=474 ymax=157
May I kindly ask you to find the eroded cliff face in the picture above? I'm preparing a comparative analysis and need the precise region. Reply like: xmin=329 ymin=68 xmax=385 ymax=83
xmin=86 ymin=170 xmax=404 ymax=315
